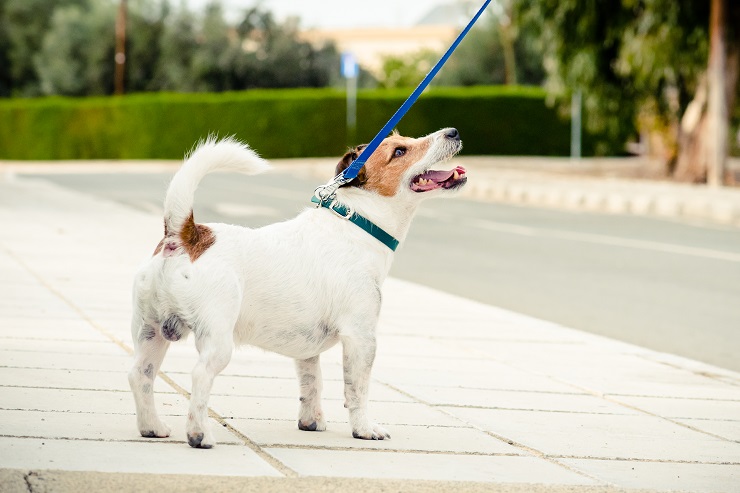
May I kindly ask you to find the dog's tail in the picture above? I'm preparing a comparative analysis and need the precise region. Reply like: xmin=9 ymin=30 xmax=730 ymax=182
xmin=163 ymin=136 xmax=269 ymax=236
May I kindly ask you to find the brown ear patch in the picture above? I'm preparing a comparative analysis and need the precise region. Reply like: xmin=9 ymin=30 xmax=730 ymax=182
xmin=179 ymin=212 xmax=215 ymax=262
xmin=335 ymin=145 xmax=368 ymax=188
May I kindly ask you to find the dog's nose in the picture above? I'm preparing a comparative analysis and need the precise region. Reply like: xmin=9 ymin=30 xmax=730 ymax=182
xmin=445 ymin=128 xmax=460 ymax=141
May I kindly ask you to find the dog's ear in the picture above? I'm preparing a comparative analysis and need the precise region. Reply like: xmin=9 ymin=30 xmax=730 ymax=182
xmin=335 ymin=145 xmax=368 ymax=188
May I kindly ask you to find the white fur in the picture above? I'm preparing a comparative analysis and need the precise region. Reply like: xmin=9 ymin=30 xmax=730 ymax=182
xmin=128 ymin=129 xmax=463 ymax=448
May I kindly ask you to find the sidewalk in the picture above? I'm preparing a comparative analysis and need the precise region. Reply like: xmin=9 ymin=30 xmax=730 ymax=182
xmin=0 ymin=173 xmax=739 ymax=492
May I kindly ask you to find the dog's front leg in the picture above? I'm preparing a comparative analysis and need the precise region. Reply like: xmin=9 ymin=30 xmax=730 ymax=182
xmin=342 ymin=334 xmax=390 ymax=440
xmin=295 ymin=356 xmax=327 ymax=432
xmin=187 ymin=331 xmax=233 ymax=449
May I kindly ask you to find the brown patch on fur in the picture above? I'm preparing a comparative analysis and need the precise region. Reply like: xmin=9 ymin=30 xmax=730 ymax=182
xmin=335 ymin=144 xmax=368 ymax=187
xmin=335 ymin=135 xmax=431 ymax=196
xmin=180 ymin=212 xmax=215 ymax=262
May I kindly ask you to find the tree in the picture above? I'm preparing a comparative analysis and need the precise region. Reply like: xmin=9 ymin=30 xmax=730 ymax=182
xmin=388 ymin=7 xmax=545 ymax=88
xmin=521 ymin=0 xmax=740 ymax=180
xmin=0 ymin=0 xmax=87 ymax=96
xmin=34 ymin=1 xmax=116 ymax=96
xmin=151 ymin=1 xmax=199 ymax=91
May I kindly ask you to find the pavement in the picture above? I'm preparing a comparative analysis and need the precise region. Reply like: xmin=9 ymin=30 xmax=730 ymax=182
xmin=0 ymin=160 xmax=739 ymax=492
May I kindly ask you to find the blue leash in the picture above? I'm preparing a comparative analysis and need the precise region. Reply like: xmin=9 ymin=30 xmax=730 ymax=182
xmin=312 ymin=0 xmax=491 ymax=250
xmin=314 ymin=0 xmax=491 ymax=202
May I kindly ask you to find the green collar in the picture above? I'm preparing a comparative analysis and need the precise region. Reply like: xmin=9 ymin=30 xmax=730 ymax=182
xmin=311 ymin=195 xmax=399 ymax=251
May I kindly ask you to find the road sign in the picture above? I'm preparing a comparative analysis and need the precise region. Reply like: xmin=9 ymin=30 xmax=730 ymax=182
xmin=341 ymin=52 xmax=358 ymax=79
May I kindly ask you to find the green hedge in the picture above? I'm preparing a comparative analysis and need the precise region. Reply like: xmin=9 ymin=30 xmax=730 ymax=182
xmin=0 ymin=86 xmax=606 ymax=160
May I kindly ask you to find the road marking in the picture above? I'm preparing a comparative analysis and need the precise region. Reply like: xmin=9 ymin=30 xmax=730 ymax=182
xmin=419 ymin=210 xmax=740 ymax=263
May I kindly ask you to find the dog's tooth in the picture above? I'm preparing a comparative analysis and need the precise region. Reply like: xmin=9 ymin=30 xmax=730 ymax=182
xmin=453 ymin=170 xmax=459 ymax=180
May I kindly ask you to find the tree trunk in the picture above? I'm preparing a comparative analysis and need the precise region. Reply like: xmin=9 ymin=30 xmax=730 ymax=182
xmin=674 ymin=0 xmax=739 ymax=184
xmin=499 ymin=0 xmax=517 ymax=85
xmin=114 ymin=0 xmax=127 ymax=95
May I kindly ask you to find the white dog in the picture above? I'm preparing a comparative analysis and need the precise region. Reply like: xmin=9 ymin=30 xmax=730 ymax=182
xmin=128 ymin=128 xmax=466 ymax=448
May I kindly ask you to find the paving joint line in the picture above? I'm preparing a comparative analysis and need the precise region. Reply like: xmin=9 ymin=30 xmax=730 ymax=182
xmin=259 ymin=444 xmax=528 ymax=457
xmin=645 ymin=357 xmax=740 ymax=387
xmin=2 ymin=244 xmax=299 ymax=479
xmin=548 ymin=455 xmax=740 ymax=466
xmin=376 ymin=379 xmax=605 ymax=484
xmin=606 ymin=393 xmax=740 ymax=402
xmin=431 ymin=404 xmax=637 ymax=416
xmin=455 ymin=335 xmax=740 ymax=444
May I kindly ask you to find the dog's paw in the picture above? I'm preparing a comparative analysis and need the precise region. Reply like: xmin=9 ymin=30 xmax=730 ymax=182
xmin=298 ymin=418 xmax=327 ymax=432
xmin=187 ymin=430 xmax=216 ymax=449
xmin=352 ymin=423 xmax=391 ymax=440
xmin=139 ymin=421 xmax=171 ymax=438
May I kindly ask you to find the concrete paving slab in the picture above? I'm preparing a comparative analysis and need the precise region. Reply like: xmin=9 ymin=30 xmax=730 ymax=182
xmin=443 ymin=407 xmax=740 ymax=463
xmin=228 ymin=418 xmax=520 ymax=454
xmin=265 ymin=448 xmax=597 ymax=484
xmin=0 ymin=367 xmax=172 ymax=393
xmin=2 ymin=438 xmax=282 ymax=476
xmin=210 ymin=394 xmax=467 ymax=427
xmin=372 ymin=364 xmax=584 ymax=393
xmin=561 ymin=459 xmax=740 ymax=493
xmin=0 ymin=387 xmax=187 ymax=415
xmin=0 ymin=339 xmax=127 ymax=355
xmin=674 ymin=419 xmax=740 ymax=442
xmin=166 ymin=372 xmax=415 ymax=403
xmin=0 ymin=409 xmax=241 ymax=444
xmin=611 ymin=395 xmax=740 ymax=421
xmin=0 ymin=320 xmax=110 ymax=341
xmin=396 ymin=385 xmax=639 ymax=415
xmin=0 ymin=350 xmax=131 ymax=372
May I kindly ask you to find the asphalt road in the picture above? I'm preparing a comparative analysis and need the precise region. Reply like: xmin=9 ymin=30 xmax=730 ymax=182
xmin=27 ymin=169 xmax=740 ymax=372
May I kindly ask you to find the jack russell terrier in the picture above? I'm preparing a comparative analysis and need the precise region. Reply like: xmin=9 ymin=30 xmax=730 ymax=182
xmin=128 ymin=128 xmax=466 ymax=448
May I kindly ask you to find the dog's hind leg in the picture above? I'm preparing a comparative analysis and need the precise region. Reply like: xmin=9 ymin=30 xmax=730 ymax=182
xmin=295 ymin=355 xmax=327 ymax=432
xmin=128 ymin=317 xmax=171 ymax=438
xmin=341 ymin=332 xmax=391 ymax=440
xmin=186 ymin=327 xmax=233 ymax=449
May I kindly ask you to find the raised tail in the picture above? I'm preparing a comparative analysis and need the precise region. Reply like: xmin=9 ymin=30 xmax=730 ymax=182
xmin=164 ymin=136 xmax=269 ymax=237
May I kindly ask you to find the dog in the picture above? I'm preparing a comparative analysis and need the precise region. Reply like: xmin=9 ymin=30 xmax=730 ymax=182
xmin=128 ymin=128 xmax=466 ymax=448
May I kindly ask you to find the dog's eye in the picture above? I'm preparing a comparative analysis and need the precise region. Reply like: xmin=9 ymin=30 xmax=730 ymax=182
xmin=393 ymin=147 xmax=406 ymax=158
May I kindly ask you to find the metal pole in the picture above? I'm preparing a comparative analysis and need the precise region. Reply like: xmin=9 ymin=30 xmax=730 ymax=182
xmin=570 ymin=90 xmax=582 ymax=160
xmin=114 ymin=0 xmax=127 ymax=95
xmin=346 ymin=73 xmax=357 ymax=146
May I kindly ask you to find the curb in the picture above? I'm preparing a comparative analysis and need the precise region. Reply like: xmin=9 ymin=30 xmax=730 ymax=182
xmin=463 ymin=179 xmax=740 ymax=227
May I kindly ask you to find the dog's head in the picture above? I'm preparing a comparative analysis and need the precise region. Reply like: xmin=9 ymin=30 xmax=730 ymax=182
xmin=335 ymin=128 xmax=466 ymax=198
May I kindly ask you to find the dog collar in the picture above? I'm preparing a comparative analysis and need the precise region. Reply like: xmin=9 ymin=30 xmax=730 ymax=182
xmin=311 ymin=195 xmax=399 ymax=251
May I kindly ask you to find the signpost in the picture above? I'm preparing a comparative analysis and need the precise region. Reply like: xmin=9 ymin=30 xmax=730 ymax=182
xmin=342 ymin=52 xmax=358 ymax=146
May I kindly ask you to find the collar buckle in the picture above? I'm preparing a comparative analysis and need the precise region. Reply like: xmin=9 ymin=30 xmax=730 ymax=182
xmin=329 ymin=199 xmax=353 ymax=219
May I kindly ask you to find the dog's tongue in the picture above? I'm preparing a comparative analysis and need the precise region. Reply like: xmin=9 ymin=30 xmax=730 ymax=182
xmin=417 ymin=169 xmax=455 ymax=182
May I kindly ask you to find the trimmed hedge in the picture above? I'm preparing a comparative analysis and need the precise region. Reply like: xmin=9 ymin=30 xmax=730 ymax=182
xmin=0 ymin=86 xmax=606 ymax=160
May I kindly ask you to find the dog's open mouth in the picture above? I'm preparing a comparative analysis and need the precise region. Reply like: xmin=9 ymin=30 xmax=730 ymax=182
xmin=410 ymin=166 xmax=467 ymax=193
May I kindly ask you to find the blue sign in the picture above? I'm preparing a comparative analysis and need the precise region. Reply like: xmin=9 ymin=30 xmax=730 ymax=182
xmin=341 ymin=52 xmax=358 ymax=79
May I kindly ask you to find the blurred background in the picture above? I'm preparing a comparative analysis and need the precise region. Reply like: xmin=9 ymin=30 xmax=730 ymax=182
xmin=1 ymin=0 xmax=739 ymax=371
xmin=0 ymin=0 xmax=738 ymax=181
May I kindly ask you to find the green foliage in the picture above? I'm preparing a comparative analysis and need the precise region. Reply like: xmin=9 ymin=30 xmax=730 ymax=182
xmin=0 ymin=0 xmax=88 ymax=96
xmin=1 ymin=0 xmax=342 ymax=96
xmin=434 ymin=9 xmax=545 ymax=87
xmin=519 ymin=0 xmax=712 ymax=154
xmin=34 ymin=1 xmax=116 ymax=96
xmin=377 ymin=50 xmax=438 ymax=89
xmin=0 ymin=86 xmax=609 ymax=160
